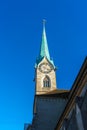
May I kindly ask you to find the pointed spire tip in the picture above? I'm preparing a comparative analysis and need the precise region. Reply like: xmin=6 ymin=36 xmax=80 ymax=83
xmin=43 ymin=19 xmax=46 ymax=28
xmin=43 ymin=19 xmax=46 ymax=24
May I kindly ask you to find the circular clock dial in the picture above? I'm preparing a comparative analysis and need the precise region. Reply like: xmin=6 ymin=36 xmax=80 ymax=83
xmin=39 ymin=63 xmax=53 ymax=73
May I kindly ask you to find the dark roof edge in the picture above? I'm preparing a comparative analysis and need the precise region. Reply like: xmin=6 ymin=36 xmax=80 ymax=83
xmin=55 ymin=56 xmax=87 ymax=130
xmin=35 ymin=91 xmax=69 ymax=98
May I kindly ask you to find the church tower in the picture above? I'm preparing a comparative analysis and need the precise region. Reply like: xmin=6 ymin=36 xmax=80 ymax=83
xmin=35 ymin=21 xmax=57 ymax=95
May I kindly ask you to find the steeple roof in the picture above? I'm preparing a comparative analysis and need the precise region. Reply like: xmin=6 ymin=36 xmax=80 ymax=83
xmin=35 ymin=20 xmax=55 ymax=67
xmin=39 ymin=20 xmax=50 ymax=60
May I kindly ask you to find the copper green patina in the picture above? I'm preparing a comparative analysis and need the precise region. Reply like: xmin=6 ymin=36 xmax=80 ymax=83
xmin=39 ymin=22 xmax=50 ymax=60
xmin=35 ymin=21 xmax=55 ymax=68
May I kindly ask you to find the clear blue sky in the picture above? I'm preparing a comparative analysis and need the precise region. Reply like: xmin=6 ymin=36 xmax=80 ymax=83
xmin=0 ymin=0 xmax=87 ymax=130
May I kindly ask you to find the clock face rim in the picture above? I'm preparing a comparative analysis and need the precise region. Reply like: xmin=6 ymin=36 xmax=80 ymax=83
xmin=38 ymin=62 xmax=53 ymax=73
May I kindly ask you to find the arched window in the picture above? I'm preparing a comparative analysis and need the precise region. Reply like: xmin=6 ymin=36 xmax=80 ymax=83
xmin=43 ymin=76 xmax=51 ymax=88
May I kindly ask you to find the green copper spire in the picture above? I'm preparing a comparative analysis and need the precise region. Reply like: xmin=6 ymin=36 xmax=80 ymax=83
xmin=35 ymin=20 xmax=55 ymax=67
xmin=39 ymin=20 xmax=50 ymax=60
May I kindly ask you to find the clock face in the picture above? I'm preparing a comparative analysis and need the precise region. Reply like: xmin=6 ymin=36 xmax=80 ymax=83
xmin=39 ymin=63 xmax=53 ymax=73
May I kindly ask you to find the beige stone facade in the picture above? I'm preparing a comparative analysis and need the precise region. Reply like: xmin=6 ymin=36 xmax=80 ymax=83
xmin=35 ymin=57 xmax=57 ymax=95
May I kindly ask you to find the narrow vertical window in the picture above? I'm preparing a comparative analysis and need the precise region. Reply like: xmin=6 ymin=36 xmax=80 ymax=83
xmin=43 ymin=76 xmax=51 ymax=88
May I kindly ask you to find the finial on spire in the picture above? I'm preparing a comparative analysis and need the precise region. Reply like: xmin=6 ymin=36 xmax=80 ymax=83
xmin=43 ymin=19 xmax=46 ymax=29
xmin=43 ymin=19 xmax=46 ymax=24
